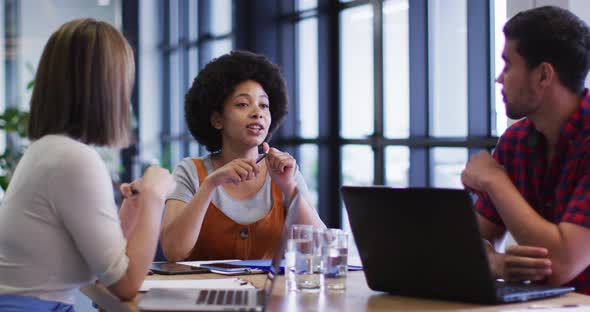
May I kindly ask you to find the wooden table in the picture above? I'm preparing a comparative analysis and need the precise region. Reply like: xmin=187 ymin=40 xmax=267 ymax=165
xmin=81 ymin=271 xmax=590 ymax=312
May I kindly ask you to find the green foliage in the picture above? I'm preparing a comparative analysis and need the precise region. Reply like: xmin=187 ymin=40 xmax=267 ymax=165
xmin=0 ymin=108 xmax=30 ymax=190
xmin=0 ymin=107 xmax=29 ymax=137
xmin=0 ymin=74 xmax=34 ymax=190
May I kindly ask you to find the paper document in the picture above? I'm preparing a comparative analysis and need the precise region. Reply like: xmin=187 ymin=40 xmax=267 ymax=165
xmin=140 ymin=278 xmax=255 ymax=292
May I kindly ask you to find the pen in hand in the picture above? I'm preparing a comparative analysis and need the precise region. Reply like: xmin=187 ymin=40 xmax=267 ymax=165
xmin=256 ymin=152 xmax=268 ymax=164
xmin=120 ymin=183 xmax=139 ymax=199
xmin=127 ymin=184 xmax=139 ymax=197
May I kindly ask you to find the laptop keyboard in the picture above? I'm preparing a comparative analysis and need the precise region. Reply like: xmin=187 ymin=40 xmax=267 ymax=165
xmin=498 ymin=284 xmax=535 ymax=294
xmin=496 ymin=281 xmax=549 ymax=292
xmin=196 ymin=289 xmax=249 ymax=306
xmin=496 ymin=282 xmax=562 ymax=298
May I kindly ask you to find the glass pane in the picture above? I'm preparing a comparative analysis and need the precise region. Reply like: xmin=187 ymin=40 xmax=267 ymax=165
xmin=384 ymin=0 xmax=410 ymax=138
xmin=342 ymin=145 xmax=374 ymax=186
xmin=210 ymin=39 xmax=233 ymax=59
xmin=170 ymin=50 xmax=182 ymax=166
xmin=340 ymin=5 xmax=373 ymax=138
xmin=297 ymin=0 xmax=317 ymax=10
xmin=493 ymin=0 xmax=508 ymax=136
xmin=188 ymin=0 xmax=198 ymax=39
xmin=298 ymin=144 xmax=319 ymax=209
xmin=0 ymin=4 xmax=5 ymax=153
xmin=297 ymin=18 xmax=319 ymax=138
xmin=188 ymin=0 xmax=199 ymax=80
xmin=189 ymin=141 xmax=201 ymax=158
xmin=385 ymin=146 xmax=409 ymax=187
xmin=138 ymin=1 xmax=167 ymax=174
xmin=431 ymin=147 xmax=467 ymax=189
xmin=210 ymin=0 xmax=232 ymax=36
xmin=18 ymin=1 xmax=119 ymax=110
xmin=168 ymin=1 xmax=179 ymax=45
xmin=429 ymin=0 xmax=467 ymax=137
xmin=168 ymin=1 xmax=181 ymax=167
xmin=341 ymin=145 xmax=373 ymax=259
xmin=189 ymin=47 xmax=199 ymax=86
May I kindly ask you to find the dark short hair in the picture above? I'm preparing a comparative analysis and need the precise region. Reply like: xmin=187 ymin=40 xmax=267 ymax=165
xmin=185 ymin=50 xmax=288 ymax=152
xmin=504 ymin=6 xmax=590 ymax=94
xmin=28 ymin=18 xmax=135 ymax=147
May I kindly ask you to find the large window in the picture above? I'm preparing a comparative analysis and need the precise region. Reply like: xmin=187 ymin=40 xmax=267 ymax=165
xmin=147 ymin=1 xmax=503 ymax=236
xmin=155 ymin=0 xmax=234 ymax=170
xmin=141 ymin=0 xmax=590 ymax=253
xmin=297 ymin=3 xmax=320 ymax=208
xmin=264 ymin=0 xmax=501 ymax=255
xmin=428 ymin=0 xmax=468 ymax=188
xmin=494 ymin=0 xmax=508 ymax=136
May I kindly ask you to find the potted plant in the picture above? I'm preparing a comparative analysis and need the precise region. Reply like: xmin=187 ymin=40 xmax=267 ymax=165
xmin=0 ymin=107 xmax=29 ymax=190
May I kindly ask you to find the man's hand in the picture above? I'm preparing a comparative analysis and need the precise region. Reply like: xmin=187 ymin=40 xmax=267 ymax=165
xmin=488 ymin=245 xmax=553 ymax=282
xmin=461 ymin=151 xmax=507 ymax=192
xmin=504 ymin=245 xmax=553 ymax=282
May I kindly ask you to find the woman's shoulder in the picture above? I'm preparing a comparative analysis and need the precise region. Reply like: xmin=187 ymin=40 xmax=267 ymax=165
xmin=176 ymin=154 xmax=212 ymax=171
xmin=32 ymin=136 xmax=112 ymax=194
xmin=32 ymin=135 xmax=101 ymax=165
xmin=171 ymin=155 xmax=214 ymax=185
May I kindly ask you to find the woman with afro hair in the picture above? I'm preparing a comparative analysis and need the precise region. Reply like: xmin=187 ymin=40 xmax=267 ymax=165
xmin=160 ymin=51 xmax=325 ymax=261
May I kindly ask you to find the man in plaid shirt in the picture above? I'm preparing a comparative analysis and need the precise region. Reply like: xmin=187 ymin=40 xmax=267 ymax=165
xmin=462 ymin=6 xmax=590 ymax=294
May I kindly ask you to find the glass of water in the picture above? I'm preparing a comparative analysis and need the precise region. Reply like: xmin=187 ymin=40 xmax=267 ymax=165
xmin=320 ymin=228 xmax=349 ymax=291
xmin=286 ymin=224 xmax=321 ymax=291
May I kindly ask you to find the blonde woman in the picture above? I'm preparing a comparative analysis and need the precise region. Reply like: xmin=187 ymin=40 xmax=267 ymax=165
xmin=0 ymin=18 xmax=176 ymax=311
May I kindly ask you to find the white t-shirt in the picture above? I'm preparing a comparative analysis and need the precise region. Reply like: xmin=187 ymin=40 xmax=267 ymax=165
xmin=167 ymin=155 xmax=313 ymax=224
xmin=0 ymin=135 xmax=129 ymax=304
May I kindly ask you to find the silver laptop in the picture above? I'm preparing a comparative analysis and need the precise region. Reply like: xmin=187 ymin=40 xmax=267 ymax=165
xmin=138 ymin=190 xmax=302 ymax=311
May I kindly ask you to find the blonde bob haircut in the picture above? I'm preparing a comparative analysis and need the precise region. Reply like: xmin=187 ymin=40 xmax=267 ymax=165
xmin=28 ymin=18 xmax=134 ymax=147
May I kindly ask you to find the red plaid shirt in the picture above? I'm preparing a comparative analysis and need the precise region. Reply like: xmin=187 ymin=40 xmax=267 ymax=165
xmin=475 ymin=90 xmax=590 ymax=294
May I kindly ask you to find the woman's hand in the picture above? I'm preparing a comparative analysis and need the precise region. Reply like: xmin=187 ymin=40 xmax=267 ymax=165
xmin=119 ymin=166 xmax=175 ymax=237
xmin=262 ymin=142 xmax=297 ymax=199
xmin=206 ymin=158 xmax=261 ymax=187
xmin=136 ymin=166 xmax=177 ymax=201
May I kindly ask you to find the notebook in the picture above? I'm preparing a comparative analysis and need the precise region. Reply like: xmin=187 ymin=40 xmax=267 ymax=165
xmin=340 ymin=186 xmax=575 ymax=304
xmin=138 ymin=190 xmax=303 ymax=311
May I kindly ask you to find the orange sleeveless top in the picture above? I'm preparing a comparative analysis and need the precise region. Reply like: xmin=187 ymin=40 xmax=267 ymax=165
xmin=186 ymin=158 xmax=286 ymax=260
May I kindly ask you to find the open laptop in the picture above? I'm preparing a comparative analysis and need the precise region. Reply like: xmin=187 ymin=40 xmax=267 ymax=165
xmin=138 ymin=190 xmax=303 ymax=311
xmin=340 ymin=186 xmax=575 ymax=304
